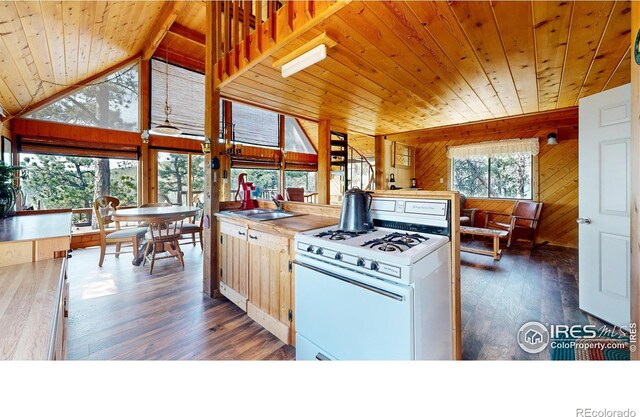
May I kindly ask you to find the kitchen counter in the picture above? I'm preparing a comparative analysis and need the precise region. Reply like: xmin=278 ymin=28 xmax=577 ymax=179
xmin=0 ymin=258 xmax=68 ymax=360
xmin=214 ymin=211 xmax=338 ymax=238
xmin=0 ymin=212 xmax=73 ymax=243
xmin=0 ymin=212 xmax=72 ymax=267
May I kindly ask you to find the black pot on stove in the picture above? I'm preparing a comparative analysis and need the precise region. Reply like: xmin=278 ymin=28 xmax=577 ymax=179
xmin=338 ymin=188 xmax=374 ymax=233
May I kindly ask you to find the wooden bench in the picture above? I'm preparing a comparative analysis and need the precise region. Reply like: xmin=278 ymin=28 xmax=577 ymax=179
xmin=460 ymin=226 xmax=508 ymax=261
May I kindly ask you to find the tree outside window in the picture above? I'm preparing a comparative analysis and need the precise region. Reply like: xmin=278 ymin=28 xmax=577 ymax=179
xmin=452 ymin=154 xmax=532 ymax=199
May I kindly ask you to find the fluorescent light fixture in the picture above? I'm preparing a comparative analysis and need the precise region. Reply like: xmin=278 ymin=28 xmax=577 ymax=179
xmin=281 ymin=44 xmax=327 ymax=78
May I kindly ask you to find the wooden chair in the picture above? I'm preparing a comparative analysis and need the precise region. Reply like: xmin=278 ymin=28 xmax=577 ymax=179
xmin=181 ymin=208 xmax=203 ymax=249
xmin=142 ymin=218 xmax=185 ymax=274
xmin=459 ymin=194 xmax=480 ymax=227
xmin=484 ymin=201 xmax=543 ymax=248
xmin=285 ymin=187 xmax=305 ymax=202
xmin=93 ymin=196 xmax=149 ymax=267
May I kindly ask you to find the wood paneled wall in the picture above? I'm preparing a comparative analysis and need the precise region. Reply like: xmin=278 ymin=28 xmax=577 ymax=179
xmin=414 ymin=126 xmax=579 ymax=248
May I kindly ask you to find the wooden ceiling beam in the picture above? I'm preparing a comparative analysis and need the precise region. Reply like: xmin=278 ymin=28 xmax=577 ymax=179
xmin=142 ymin=1 xmax=188 ymax=61
xmin=169 ymin=22 xmax=206 ymax=46
xmin=387 ymin=107 xmax=579 ymax=144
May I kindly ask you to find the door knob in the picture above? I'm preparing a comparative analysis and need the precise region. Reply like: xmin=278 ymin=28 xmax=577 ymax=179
xmin=576 ymin=217 xmax=592 ymax=224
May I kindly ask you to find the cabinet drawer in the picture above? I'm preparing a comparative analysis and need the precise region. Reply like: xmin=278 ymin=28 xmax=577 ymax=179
xmin=247 ymin=229 xmax=289 ymax=253
xmin=220 ymin=221 xmax=248 ymax=240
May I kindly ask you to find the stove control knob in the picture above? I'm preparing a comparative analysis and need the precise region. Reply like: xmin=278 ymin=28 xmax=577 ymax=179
xmin=315 ymin=247 xmax=324 ymax=255
xmin=370 ymin=261 xmax=379 ymax=271
xmin=357 ymin=258 xmax=365 ymax=267
xmin=335 ymin=252 xmax=343 ymax=261
xmin=306 ymin=245 xmax=314 ymax=253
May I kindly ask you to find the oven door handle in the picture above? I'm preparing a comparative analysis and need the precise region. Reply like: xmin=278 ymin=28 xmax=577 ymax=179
xmin=293 ymin=260 xmax=405 ymax=302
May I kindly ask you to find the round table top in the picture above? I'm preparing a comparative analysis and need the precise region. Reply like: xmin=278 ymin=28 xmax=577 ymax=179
xmin=113 ymin=206 xmax=201 ymax=222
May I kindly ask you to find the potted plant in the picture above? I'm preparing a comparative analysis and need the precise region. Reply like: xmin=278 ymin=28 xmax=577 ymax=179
xmin=0 ymin=161 xmax=24 ymax=217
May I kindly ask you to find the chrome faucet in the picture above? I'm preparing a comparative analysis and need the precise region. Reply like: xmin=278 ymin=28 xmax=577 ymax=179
xmin=272 ymin=197 xmax=284 ymax=212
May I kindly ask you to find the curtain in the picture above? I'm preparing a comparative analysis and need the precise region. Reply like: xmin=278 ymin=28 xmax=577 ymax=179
xmin=446 ymin=138 xmax=539 ymax=159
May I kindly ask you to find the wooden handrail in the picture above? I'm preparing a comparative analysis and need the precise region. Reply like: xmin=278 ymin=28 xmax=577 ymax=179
xmin=348 ymin=145 xmax=375 ymax=190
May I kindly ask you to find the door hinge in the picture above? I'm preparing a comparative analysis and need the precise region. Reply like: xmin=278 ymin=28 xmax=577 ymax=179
xmin=288 ymin=309 xmax=293 ymax=322
xmin=220 ymin=235 xmax=223 ymax=244
xmin=288 ymin=261 xmax=292 ymax=272
xmin=220 ymin=268 xmax=223 ymax=278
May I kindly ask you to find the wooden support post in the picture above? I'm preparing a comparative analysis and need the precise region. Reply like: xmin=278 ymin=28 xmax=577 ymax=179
xmin=278 ymin=114 xmax=286 ymax=196
xmin=374 ymin=135 xmax=386 ymax=190
xmin=630 ymin=1 xmax=640 ymax=360
xmin=203 ymin=1 xmax=225 ymax=298
xmin=317 ymin=120 xmax=331 ymax=205
xmin=222 ymin=100 xmax=233 ymax=201
xmin=139 ymin=59 xmax=151 ymax=205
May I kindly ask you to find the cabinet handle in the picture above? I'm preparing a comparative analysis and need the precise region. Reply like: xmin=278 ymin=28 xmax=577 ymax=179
xmin=238 ymin=231 xmax=246 ymax=236
xmin=249 ymin=235 xmax=258 ymax=240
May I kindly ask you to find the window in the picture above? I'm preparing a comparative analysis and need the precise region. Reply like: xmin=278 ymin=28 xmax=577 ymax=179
xmin=19 ymin=153 xmax=138 ymax=227
xmin=230 ymin=168 xmax=279 ymax=200
xmin=452 ymin=155 xmax=533 ymax=199
xmin=231 ymin=102 xmax=279 ymax=147
xmin=191 ymin=154 xmax=205 ymax=207
xmin=285 ymin=171 xmax=317 ymax=192
xmin=27 ymin=64 xmax=139 ymax=132
xmin=449 ymin=139 xmax=537 ymax=200
xmin=157 ymin=152 xmax=204 ymax=206
xmin=284 ymin=116 xmax=316 ymax=154
xmin=151 ymin=59 xmax=205 ymax=136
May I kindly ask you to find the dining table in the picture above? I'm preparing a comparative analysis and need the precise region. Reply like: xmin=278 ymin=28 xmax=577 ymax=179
xmin=112 ymin=206 xmax=201 ymax=266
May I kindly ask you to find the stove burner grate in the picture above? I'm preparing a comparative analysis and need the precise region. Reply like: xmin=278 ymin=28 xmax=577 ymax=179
xmin=314 ymin=229 xmax=371 ymax=240
xmin=360 ymin=232 xmax=429 ymax=252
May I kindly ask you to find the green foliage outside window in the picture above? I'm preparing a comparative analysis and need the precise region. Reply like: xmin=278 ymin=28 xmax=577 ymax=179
xmin=19 ymin=154 xmax=138 ymax=212
xmin=452 ymin=154 xmax=532 ymax=199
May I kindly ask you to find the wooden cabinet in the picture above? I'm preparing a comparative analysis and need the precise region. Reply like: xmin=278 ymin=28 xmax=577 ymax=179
xmin=246 ymin=229 xmax=293 ymax=344
xmin=218 ymin=219 xmax=294 ymax=344
xmin=219 ymin=221 xmax=249 ymax=311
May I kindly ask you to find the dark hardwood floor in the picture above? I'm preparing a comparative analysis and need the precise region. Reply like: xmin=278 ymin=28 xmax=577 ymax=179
xmin=460 ymin=238 xmax=608 ymax=360
xmin=66 ymin=243 xmax=295 ymax=360
xmin=67 ymin=238 xmax=598 ymax=361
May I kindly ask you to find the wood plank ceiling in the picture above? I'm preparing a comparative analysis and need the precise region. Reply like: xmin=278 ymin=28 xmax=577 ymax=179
xmin=218 ymin=0 xmax=631 ymax=136
xmin=1 ymin=0 xmax=631 ymax=139
xmin=0 ymin=0 xmax=165 ymax=118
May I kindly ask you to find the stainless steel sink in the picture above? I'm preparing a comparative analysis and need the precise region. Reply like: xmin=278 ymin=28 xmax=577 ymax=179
xmin=248 ymin=211 xmax=298 ymax=221
xmin=219 ymin=209 xmax=303 ymax=221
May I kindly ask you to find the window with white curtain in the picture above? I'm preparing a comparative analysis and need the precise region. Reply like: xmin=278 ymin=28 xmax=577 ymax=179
xmin=448 ymin=139 xmax=538 ymax=199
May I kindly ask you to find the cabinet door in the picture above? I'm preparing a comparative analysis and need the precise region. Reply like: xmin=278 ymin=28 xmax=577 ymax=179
xmin=246 ymin=229 xmax=292 ymax=344
xmin=219 ymin=221 xmax=248 ymax=311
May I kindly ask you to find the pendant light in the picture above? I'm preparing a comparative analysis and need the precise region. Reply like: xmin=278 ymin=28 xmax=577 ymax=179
xmin=151 ymin=50 xmax=182 ymax=136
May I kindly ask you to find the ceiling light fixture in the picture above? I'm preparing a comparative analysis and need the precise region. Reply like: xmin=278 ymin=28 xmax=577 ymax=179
xmin=547 ymin=132 xmax=558 ymax=145
xmin=281 ymin=44 xmax=327 ymax=78
xmin=151 ymin=50 xmax=181 ymax=136
xmin=274 ymin=32 xmax=337 ymax=78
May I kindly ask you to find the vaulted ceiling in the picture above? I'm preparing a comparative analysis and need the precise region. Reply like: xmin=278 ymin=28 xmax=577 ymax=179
xmin=0 ymin=1 xmax=632 ymax=138
xmin=0 ymin=1 xmax=169 ymax=117
xmin=222 ymin=0 xmax=632 ymax=136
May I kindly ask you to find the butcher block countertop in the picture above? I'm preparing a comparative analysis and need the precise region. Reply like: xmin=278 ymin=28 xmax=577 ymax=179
xmin=0 ymin=258 xmax=67 ymax=360
xmin=0 ymin=212 xmax=72 ymax=243
xmin=215 ymin=211 xmax=337 ymax=238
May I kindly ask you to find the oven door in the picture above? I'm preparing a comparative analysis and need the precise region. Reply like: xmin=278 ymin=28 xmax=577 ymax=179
xmin=294 ymin=256 xmax=413 ymax=360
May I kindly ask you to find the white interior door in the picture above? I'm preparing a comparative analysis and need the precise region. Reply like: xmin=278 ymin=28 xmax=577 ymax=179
xmin=578 ymin=83 xmax=631 ymax=328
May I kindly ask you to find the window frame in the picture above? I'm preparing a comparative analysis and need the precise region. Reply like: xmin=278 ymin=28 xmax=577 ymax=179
xmin=154 ymin=149 xmax=205 ymax=207
xmin=450 ymin=153 xmax=538 ymax=201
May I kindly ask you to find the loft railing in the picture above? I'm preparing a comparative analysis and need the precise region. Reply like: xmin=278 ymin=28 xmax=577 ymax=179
xmin=215 ymin=0 xmax=346 ymax=85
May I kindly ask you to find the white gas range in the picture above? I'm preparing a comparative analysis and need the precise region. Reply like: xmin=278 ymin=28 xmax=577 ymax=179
xmin=294 ymin=196 xmax=453 ymax=360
